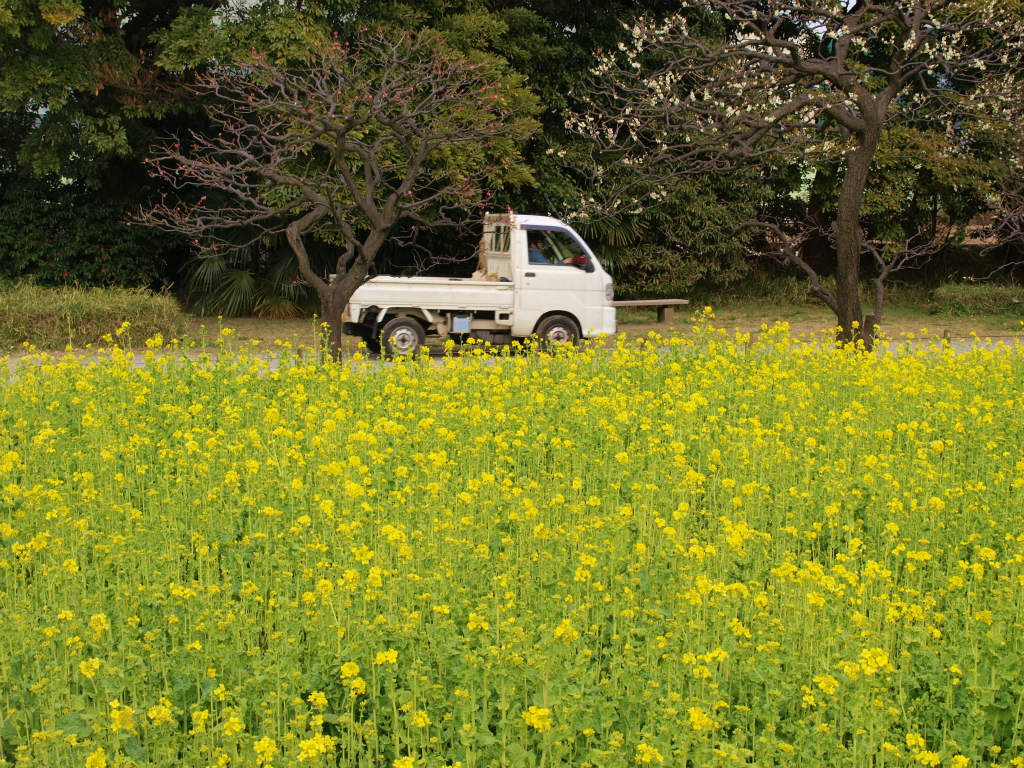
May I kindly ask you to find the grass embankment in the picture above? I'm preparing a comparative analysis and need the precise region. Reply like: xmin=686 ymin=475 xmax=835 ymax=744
xmin=692 ymin=278 xmax=1024 ymax=339
xmin=1 ymin=279 xmax=1021 ymax=352
xmin=0 ymin=283 xmax=186 ymax=352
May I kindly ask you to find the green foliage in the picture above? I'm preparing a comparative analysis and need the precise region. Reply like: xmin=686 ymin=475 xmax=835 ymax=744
xmin=154 ymin=3 xmax=333 ymax=71
xmin=0 ymin=0 xmax=198 ymax=175
xmin=803 ymin=124 xmax=1010 ymax=256
xmin=183 ymin=237 xmax=331 ymax=318
xmin=564 ymin=154 xmax=764 ymax=299
xmin=0 ymin=175 xmax=178 ymax=286
xmin=0 ymin=281 xmax=186 ymax=350
xmin=931 ymin=282 xmax=1024 ymax=316
xmin=697 ymin=272 xmax=828 ymax=306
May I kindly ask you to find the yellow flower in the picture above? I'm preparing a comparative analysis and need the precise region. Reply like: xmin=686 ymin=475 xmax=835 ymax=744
xmin=467 ymin=612 xmax=489 ymax=632
xmin=813 ymin=674 xmax=839 ymax=696
xmin=635 ymin=742 xmax=664 ymax=764
xmin=85 ymin=747 xmax=107 ymax=768
xmin=88 ymin=613 xmax=110 ymax=639
xmin=222 ymin=712 xmax=245 ymax=736
xmin=341 ymin=661 xmax=360 ymax=679
xmin=859 ymin=648 xmax=890 ymax=676
xmin=108 ymin=700 xmax=135 ymax=733
xmin=412 ymin=710 xmax=431 ymax=728
xmin=79 ymin=657 xmax=100 ymax=679
xmin=554 ymin=618 xmax=579 ymax=642
xmin=147 ymin=698 xmax=174 ymax=726
xmin=297 ymin=733 xmax=335 ymax=762
xmin=393 ymin=758 xmax=415 ymax=768
xmin=254 ymin=736 xmax=278 ymax=766
xmin=308 ymin=691 xmax=328 ymax=710
xmin=839 ymin=660 xmax=861 ymax=681
xmin=951 ymin=756 xmax=969 ymax=768
xmin=348 ymin=676 xmax=367 ymax=696
xmin=316 ymin=579 xmax=334 ymax=599
xmin=522 ymin=705 xmax=552 ymax=732
xmin=688 ymin=706 xmax=714 ymax=732
xmin=190 ymin=709 xmax=210 ymax=735
xmin=729 ymin=618 xmax=751 ymax=639
xmin=374 ymin=648 xmax=399 ymax=666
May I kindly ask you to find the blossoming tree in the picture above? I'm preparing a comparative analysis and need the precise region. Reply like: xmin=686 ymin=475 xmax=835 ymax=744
xmin=141 ymin=28 xmax=536 ymax=354
xmin=573 ymin=0 xmax=1023 ymax=344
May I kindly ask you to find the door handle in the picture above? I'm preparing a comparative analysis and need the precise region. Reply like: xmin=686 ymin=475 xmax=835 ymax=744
xmin=525 ymin=271 xmax=535 ymax=277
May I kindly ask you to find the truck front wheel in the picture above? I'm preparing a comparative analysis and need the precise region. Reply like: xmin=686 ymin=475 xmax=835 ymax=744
xmin=381 ymin=316 xmax=426 ymax=357
xmin=534 ymin=314 xmax=580 ymax=346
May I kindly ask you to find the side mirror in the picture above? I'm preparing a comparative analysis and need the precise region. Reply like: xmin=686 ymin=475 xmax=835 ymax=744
xmin=573 ymin=254 xmax=594 ymax=272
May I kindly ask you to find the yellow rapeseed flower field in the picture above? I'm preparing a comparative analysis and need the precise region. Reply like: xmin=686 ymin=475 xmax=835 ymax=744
xmin=1 ymin=320 xmax=1023 ymax=767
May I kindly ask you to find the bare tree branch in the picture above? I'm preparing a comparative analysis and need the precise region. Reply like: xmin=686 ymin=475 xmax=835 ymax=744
xmin=571 ymin=0 xmax=1024 ymax=346
xmin=138 ymin=29 xmax=536 ymax=354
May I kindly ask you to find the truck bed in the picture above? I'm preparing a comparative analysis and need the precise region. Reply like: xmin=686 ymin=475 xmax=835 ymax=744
xmin=355 ymin=275 xmax=514 ymax=312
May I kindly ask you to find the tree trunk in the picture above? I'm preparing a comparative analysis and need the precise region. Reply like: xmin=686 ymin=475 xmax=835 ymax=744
xmin=283 ymin=206 xmax=393 ymax=358
xmin=833 ymin=129 xmax=879 ymax=347
xmin=322 ymin=229 xmax=390 ymax=358
xmin=324 ymin=270 xmax=364 ymax=357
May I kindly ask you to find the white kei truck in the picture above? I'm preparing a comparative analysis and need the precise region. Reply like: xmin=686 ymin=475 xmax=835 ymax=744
xmin=342 ymin=212 xmax=616 ymax=355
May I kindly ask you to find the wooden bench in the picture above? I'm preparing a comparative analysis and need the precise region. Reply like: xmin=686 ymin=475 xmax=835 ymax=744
xmin=612 ymin=299 xmax=690 ymax=323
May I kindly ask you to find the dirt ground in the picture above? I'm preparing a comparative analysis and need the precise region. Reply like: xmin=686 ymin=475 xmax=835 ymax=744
xmin=182 ymin=302 xmax=1024 ymax=352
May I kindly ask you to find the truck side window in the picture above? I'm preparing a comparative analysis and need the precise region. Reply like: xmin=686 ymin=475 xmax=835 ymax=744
xmin=532 ymin=230 xmax=590 ymax=268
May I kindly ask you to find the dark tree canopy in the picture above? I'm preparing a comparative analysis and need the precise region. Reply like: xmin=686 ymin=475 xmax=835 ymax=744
xmin=1 ymin=0 xmax=1022 ymax=314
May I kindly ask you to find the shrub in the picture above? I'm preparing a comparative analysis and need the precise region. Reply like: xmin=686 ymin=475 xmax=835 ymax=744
xmin=0 ymin=176 xmax=179 ymax=287
xmin=931 ymin=282 xmax=1024 ymax=315
xmin=0 ymin=282 xmax=186 ymax=350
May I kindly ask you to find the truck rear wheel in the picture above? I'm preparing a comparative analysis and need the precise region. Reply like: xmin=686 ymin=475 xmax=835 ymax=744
xmin=534 ymin=314 xmax=580 ymax=347
xmin=381 ymin=316 xmax=425 ymax=357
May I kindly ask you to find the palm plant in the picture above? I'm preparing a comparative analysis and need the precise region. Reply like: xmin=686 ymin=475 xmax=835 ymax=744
xmin=185 ymin=233 xmax=329 ymax=318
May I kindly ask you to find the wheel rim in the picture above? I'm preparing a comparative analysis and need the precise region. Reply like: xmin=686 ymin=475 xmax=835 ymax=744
xmin=546 ymin=325 xmax=573 ymax=343
xmin=389 ymin=326 xmax=418 ymax=355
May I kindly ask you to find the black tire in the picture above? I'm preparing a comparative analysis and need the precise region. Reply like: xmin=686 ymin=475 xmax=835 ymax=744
xmin=534 ymin=314 xmax=580 ymax=346
xmin=381 ymin=316 xmax=425 ymax=357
